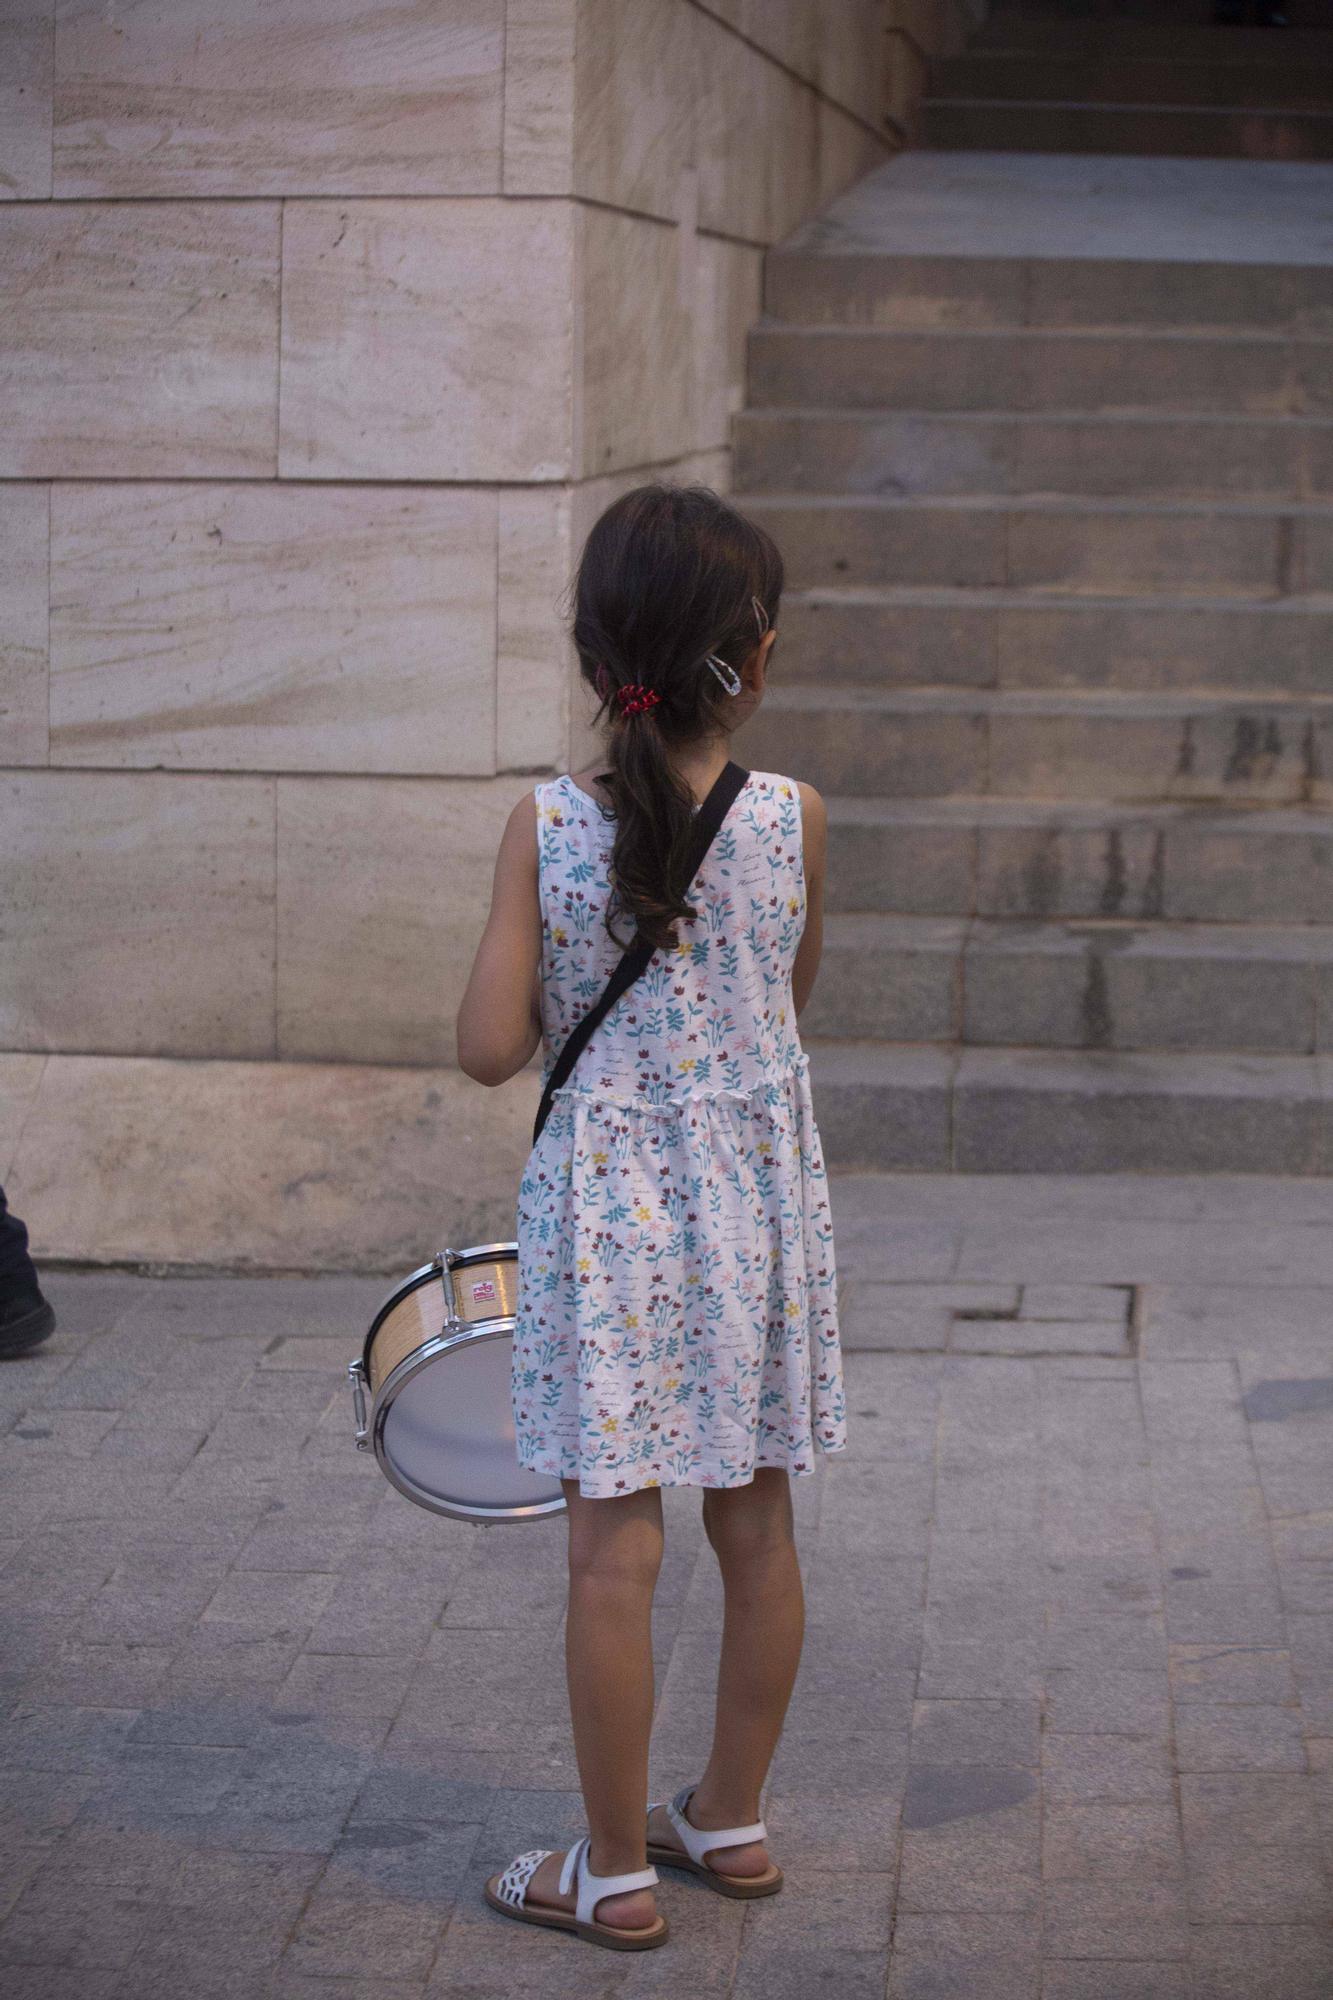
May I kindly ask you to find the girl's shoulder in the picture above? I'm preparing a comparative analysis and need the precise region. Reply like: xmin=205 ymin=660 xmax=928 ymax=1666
xmin=533 ymin=771 xmax=586 ymax=810
xmin=534 ymin=767 xmax=812 ymax=821
xmin=743 ymin=769 xmax=816 ymax=813
xmin=743 ymin=772 xmax=825 ymax=868
xmin=533 ymin=771 xmax=615 ymax=846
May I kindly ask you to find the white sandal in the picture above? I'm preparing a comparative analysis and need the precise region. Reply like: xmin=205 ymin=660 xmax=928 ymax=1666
xmin=646 ymin=1782 xmax=784 ymax=1898
xmin=484 ymin=1833 xmax=669 ymax=1950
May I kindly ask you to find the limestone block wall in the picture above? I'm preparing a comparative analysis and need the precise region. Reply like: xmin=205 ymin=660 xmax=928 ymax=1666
xmin=1 ymin=0 xmax=983 ymax=1078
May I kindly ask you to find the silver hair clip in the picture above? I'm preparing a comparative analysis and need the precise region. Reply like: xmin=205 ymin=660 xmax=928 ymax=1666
xmin=706 ymin=654 xmax=742 ymax=697
xmin=751 ymin=595 xmax=769 ymax=638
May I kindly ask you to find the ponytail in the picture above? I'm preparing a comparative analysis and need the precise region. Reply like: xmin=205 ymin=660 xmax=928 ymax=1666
xmin=601 ymin=700 xmax=701 ymax=952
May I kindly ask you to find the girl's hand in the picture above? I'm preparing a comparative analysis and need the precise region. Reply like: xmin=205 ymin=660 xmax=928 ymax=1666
xmin=456 ymin=791 xmax=544 ymax=1086
xmin=791 ymin=781 xmax=826 ymax=1018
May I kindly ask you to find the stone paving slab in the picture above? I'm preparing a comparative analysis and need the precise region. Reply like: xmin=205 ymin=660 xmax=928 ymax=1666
xmin=1 ymin=1175 xmax=1332 ymax=1993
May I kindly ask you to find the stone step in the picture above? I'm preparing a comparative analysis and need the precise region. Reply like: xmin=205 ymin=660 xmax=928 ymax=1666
xmin=739 ymin=684 xmax=1332 ymax=803
xmin=822 ymin=795 xmax=1333 ymax=924
xmin=745 ymin=492 xmax=1333 ymax=595
xmin=922 ymin=99 xmax=1333 ymax=162
xmin=734 ymin=407 xmax=1333 ymax=498
xmin=973 ymin=9 xmax=1333 ymax=61
xmin=777 ymin=154 xmax=1333 ymax=276
xmin=748 ymin=325 xmax=1333 ymax=416
xmin=778 ymin=586 xmax=1333 ymax=696
xmin=806 ymin=913 xmax=1333 ymax=1054
xmin=933 ymin=52 xmax=1333 ymax=112
xmin=807 ymin=1041 xmax=1333 ymax=1174
xmin=763 ymin=251 xmax=1333 ymax=335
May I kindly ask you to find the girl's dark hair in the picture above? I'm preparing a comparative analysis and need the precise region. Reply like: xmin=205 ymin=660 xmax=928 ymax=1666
xmin=572 ymin=483 xmax=784 ymax=953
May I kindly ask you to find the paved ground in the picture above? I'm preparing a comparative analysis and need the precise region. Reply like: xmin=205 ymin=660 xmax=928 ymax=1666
xmin=2 ymin=1172 xmax=1332 ymax=1999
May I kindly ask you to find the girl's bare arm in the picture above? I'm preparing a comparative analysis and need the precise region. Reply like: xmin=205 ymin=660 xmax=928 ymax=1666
xmin=456 ymin=792 xmax=544 ymax=1086
xmin=791 ymin=780 xmax=826 ymax=1018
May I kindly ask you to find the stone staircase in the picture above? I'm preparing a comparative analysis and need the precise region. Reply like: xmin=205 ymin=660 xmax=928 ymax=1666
xmin=923 ymin=0 xmax=1333 ymax=160
xmin=733 ymin=142 xmax=1333 ymax=1173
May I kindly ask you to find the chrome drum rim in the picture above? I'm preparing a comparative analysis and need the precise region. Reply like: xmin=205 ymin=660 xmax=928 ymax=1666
xmin=369 ymin=1315 xmax=566 ymax=1524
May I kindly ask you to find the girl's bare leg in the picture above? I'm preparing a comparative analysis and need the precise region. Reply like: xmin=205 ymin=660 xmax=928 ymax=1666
xmin=648 ymin=1466 xmax=803 ymax=1877
xmin=520 ymin=1478 xmax=664 ymax=1929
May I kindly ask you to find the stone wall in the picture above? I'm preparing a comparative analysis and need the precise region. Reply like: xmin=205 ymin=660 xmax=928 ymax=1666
xmin=0 ymin=1 xmax=982 ymax=1265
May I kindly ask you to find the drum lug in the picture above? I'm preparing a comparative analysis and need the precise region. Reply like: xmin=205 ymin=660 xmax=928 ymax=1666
xmin=436 ymin=1249 xmax=462 ymax=1329
xmin=347 ymin=1358 xmax=370 ymax=1451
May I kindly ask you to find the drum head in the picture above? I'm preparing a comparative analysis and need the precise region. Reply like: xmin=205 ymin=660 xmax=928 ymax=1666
xmin=374 ymin=1319 xmax=565 ymax=1523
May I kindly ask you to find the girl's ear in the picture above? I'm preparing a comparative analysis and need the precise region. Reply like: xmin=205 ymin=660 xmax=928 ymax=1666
xmin=744 ymin=626 xmax=777 ymax=691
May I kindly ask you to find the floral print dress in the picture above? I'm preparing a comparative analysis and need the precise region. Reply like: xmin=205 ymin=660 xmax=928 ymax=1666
xmin=513 ymin=767 xmax=849 ymax=1498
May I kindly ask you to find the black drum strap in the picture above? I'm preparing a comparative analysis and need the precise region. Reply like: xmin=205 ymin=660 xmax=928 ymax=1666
xmin=531 ymin=759 xmax=751 ymax=1147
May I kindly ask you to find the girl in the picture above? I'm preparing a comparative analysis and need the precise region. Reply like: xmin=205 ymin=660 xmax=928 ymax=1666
xmin=456 ymin=483 xmax=848 ymax=1951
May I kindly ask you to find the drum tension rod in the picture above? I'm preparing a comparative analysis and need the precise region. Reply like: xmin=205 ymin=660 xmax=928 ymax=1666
xmin=437 ymin=1249 xmax=462 ymax=1331
xmin=347 ymin=1359 xmax=371 ymax=1451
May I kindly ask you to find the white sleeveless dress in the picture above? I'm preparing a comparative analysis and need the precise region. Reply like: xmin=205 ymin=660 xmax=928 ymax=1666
xmin=512 ymin=767 xmax=849 ymax=1498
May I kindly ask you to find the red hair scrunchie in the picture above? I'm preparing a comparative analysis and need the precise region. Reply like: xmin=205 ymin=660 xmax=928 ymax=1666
xmin=614 ymin=682 xmax=661 ymax=717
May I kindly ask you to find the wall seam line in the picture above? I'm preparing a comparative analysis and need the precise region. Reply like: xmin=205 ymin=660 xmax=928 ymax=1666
xmin=3 ymin=1053 xmax=49 ymax=1190
xmin=493 ymin=491 xmax=501 ymax=779
xmin=45 ymin=480 xmax=52 ymax=767
xmin=498 ymin=0 xmax=509 ymax=192
xmin=274 ymin=196 xmax=286 ymax=478
xmin=684 ymin=0 xmax=901 ymax=147
xmin=6 ymin=191 xmax=888 ymax=257
xmin=271 ymin=773 xmax=279 ymax=1060
xmin=47 ymin=0 xmax=55 ymax=198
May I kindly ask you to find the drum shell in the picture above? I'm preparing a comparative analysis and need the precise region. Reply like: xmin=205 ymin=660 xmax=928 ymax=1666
xmin=355 ymin=1245 xmax=564 ymax=1524
xmin=440 ymin=1244 xmax=521 ymax=1328
xmin=363 ymin=1245 xmax=518 ymax=1394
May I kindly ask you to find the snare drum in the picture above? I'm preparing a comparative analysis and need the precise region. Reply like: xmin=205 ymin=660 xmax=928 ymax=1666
xmin=348 ymin=1243 xmax=566 ymax=1524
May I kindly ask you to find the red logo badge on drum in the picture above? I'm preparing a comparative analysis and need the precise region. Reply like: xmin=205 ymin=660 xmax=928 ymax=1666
xmin=470 ymin=1279 xmax=497 ymax=1303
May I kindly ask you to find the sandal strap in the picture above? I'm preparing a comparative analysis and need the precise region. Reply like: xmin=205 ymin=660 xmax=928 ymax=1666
xmin=666 ymin=1783 xmax=766 ymax=1864
xmin=494 ymin=1847 xmax=552 ymax=1909
xmin=559 ymin=1834 xmax=659 ymax=1927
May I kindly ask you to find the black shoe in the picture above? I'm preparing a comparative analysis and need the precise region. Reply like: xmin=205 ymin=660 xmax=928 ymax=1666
xmin=0 ymin=1288 xmax=56 ymax=1358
